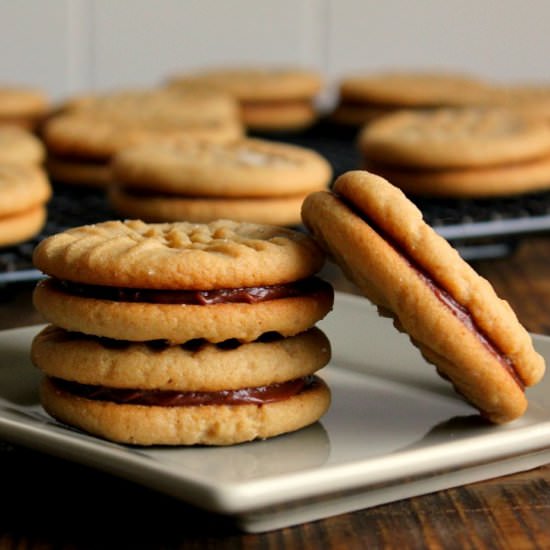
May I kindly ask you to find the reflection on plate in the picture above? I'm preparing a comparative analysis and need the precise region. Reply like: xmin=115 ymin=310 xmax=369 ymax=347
xmin=1 ymin=292 xmax=550 ymax=533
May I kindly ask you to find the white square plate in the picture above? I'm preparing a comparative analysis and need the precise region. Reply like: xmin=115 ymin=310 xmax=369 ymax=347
xmin=1 ymin=292 xmax=550 ymax=533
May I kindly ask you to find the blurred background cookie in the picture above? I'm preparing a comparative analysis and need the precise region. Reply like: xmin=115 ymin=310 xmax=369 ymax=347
xmin=0 ymin=85 xmax=50 ymax=131
xmin=488 ymin=83 xmax=550 ymax=124
xmin=359 ymin=107 xmax=550 ymax=197
xmin=0 ymin=126 xmax=45 ymax=166
xmin=0 ymin=164 xmax=51 ymax=247
xmin=109 ymin=137 xmax=332 ymax=225
xmin=42 ymin=87 xmax=244 ymax=188
xmin=167 ymin=66 xmax=323 ymax=132
xmin=330 ymin=70 xmax=492 ymax=128
xmin=58 ymin=86 xmax=240 ymax=126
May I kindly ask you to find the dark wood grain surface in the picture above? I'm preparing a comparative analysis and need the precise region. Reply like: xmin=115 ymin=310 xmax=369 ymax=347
xmin=1 ymin=237 xmax=550 ymax=549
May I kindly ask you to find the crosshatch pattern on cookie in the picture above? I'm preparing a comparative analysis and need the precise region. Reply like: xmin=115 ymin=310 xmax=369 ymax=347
xmin=32 ymin=219 xmax=326 ymax=288
xmin=359 ymin=107 xmax=550 ymax=168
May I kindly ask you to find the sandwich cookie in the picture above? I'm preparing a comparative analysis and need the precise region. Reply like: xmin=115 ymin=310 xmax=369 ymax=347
xmin=109 ymin=137 xmax=332 ymax=226
xmin=489 ymin=83 xmax=550 ymax=123
xmin=0 ymin=126 xmax=45 ymax=165
xmin=330 ymin=70 xmax=491 ymax=127
xmin=168 ymin=67 xmax=323 ymax=132
xmin=0 ymin=164 xmax=51 ymax=247
xmin=31 ymin=219 xmax=334 ymax=445
xmin=0 ymin=85 xmax=50 ymax=130
xmin=43 ymin=88 xmax=243 ymax=187
xmin=302 ymin=170 xmax=545 ymax=423
xmin=359 ymin=107 xmax=550 ymax=197
xmin=31 ymin=326 xmax=331 ymax=446
xmin=59 ymin=87 xmax=240 ymax=126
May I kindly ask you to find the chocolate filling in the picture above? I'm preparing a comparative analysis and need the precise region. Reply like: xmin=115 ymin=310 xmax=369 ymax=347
xmin=338 ymin=99 xmax=401 ymax=110
xmin=242 ymin=99 xmax=313 ymax=108
xmin=338 ymin=194 xmax=524 ymax=390
xmin=60 ymin=330 xmax=284 ymax=351
xmin=115 ymin=187 xmax=263 ymax=200
xmin=47 ymin=152 xmax=108 ymax=164
xmin=50 ymin=376 xmax=316 ymax=406
xmin=55 ymin=276 xmax=331 ymax=305
xmin=417 ymin=270 xmax=522 ymax=388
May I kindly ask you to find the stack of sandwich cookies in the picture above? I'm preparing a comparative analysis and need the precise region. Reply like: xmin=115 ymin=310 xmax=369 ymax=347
xmin=43 ymin=88 xmax=243 ymax=188
xmin=31 ymin=219 xmax=333 ymax=445
xmin=330 ymin=70 xmax=491 ymax=128
xmin=302 ymin=170 xmax=545 ymax=424
xmin=109 ymin=138 xmax=332 ymax=226
xmin=359 ymin=107 xmax=550 ymax=197
xmin=167 ymin=67 xmax=323 ymax=132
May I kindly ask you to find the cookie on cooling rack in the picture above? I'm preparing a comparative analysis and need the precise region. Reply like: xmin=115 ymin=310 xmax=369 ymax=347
xmin=0 ymin=85 xmax=50 ymax=129
xmin=359 ymin=107 xmax=550 ymax=197
xmin=0 ymin=126 xmax=45 ymax=165
xmin=489 ymin=83 xmax=550 ymax=123
xmin=60 ymin=86 xmax=240 ymax=125
xmin=31 ymin=219 xmax=334 ymax=445
xmin=109 ymin=137 xmax=332 ymax=226
xmin=43 ymin=88 xmax=243 ymax=187
xmin=0 ymin=164 xmax=51 ymax=247
xmin=167 ymin=66 xmax=323 ymax=132
xmin=302 ymin=170 xmax=545 ymax=423
xmin=330 ymin=70 xmax=491 ymax=127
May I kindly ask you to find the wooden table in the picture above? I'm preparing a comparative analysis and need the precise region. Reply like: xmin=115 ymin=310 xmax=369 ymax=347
xmin=1 ymin=237 xmax=550 ymax=549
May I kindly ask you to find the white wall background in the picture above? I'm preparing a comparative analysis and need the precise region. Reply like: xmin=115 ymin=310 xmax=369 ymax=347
xmin=1 ymin=0 xmax=549 ymax=106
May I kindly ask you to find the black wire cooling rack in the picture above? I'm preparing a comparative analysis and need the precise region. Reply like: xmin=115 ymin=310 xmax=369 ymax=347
xmin=3 ymin=120 xmax=550 ymax=284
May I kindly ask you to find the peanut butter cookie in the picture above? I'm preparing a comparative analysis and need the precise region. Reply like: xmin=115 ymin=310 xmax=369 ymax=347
xmin=359 ymin=107 xmax=550 ymax=196
xmin=302 ymin=170 xmax=545 ymax=423
xmin=0 ymin=164 xmax=51 ymax=246
xmin=31 ymin=218 xmax=333 ymax=445
xmin=330 ymin=70 xmax=491 ymax=127
xmin=43 ymin=87 xmax=243 ymax=187
xmin=168 ymin=66 xmax=323 ymax=131
xmin=359 ymin=107 xmax=550 ymax=169
xmin=0 ymin=126 xmax=45 ymax=165
xmin=0 ymin=85 xmax=50 ymax=129
xmin=109 ymin=138 xmax=332 ymax=225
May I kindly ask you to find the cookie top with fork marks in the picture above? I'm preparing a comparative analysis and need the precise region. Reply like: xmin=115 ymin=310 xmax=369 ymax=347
xmin=32 ymin=219 xmax=326 ymax=289
xmin=359 ymin=107 xmax=550 ymax=168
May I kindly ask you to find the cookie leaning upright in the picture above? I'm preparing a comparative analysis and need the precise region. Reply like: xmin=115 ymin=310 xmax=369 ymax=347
xmin=31 ymin=219 xmax=333 ymax=445
xmin=302 ymin=170 xmax=545 ymax=423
